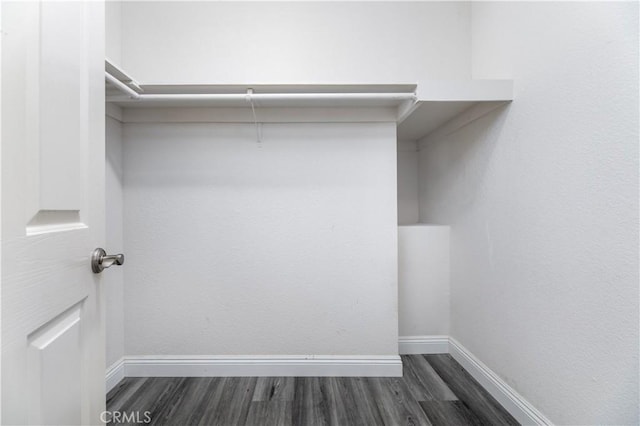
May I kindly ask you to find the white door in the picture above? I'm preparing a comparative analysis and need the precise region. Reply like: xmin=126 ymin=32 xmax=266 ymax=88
xmin=2 ymin=1 xmax=107 ymax=424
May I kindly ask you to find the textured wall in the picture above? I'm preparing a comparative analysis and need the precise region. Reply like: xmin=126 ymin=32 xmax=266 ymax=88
xmin=105 ymin=116 xmax=125 ymax=368
xmin=120 ymin=1 xmax=470 ymax=84
xmin=397 ymin=142 xmax=419 ymax=225
xmin=398 ymin=225 xmax=449 ymax=337
xmin=419 ymin=2 xmax=639 ymax=423
xmin=123 ymin=122 xmax=398 ymax=356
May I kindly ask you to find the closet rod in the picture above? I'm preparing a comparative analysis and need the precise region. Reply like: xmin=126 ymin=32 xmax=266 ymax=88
xmin=105 ymin=72 xmax=140 ymax=99
xmin=106 ymin=72 xmax=417 ymax=103
xmin=137 ymin=93 xmax=417 ymax=101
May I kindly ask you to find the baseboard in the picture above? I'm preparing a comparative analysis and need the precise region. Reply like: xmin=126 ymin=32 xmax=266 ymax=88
xmin=398 ymin=335 xmax=449 ymax=354
xmin=121 ymin=355 xmax=402 ymax=378
xmin=448 ymin=338 xmax=553 ymax=425
xmin=105 ymin=358 xmax=125 ymax=393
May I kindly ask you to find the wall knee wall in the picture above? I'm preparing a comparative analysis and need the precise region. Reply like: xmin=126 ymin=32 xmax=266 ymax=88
xmin=122 ymin=121 xmax=399 ymax=360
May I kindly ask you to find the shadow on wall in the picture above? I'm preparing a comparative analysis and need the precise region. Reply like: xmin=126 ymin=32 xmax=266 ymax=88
xmin=418 ymin=103 xmax=512 ymax=224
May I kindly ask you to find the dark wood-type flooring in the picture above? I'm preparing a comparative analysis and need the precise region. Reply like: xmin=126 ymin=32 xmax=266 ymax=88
xmin=106 ymin=354 xmax=519 ymax=426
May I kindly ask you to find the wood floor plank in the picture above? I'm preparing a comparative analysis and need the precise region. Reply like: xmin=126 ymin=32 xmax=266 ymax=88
xmin=252 ymin=377 xmax=295 ymax=402
xmin=106 ymin=378 xmax=147 ymax=413
xmin=367 ymin=377 xmax=433 ymax=426
xmin=244 ymin=401 xmax=293 ymax=426
xmin=419 ymin=401 xmax=485 ymax=426
xmin=402 ymin=355 xmax=457 ymax=401
xmin=112 ymin=378 xmax=171 ymax=418
xmin=108 ymin=377 xmax=151 ymax=416
xmin=110 ymin=378 xmax=183 ymax=426
xmin=335 ymin=378 xmax=384 ymax=426
xmin=291 ymin=377 xmax=329 ymax=426
xmin=195 ymin=377 xmax=231 ymax=425
xmin=424 ymin=355 xmax=519 ymax=426
xmin=319 ymin=377 xmax=350 ymax=426
xmin=139 ymin=378 xmax=186 ymax=426
xmin=401 ymin=356 xmax=438 ymax=402
xmin=150 ymin=378 xmax=213 ymax=425
xmin=203 ymin=377 xmax=257 ymax=426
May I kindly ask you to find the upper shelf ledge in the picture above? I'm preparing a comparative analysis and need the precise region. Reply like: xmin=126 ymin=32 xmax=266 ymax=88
xmin=105 ymin=60 xmax=513 ymax=141
xmin=396 ymin=80 xmax=513 ymax=141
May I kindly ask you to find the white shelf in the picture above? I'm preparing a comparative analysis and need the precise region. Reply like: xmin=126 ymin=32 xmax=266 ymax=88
xmin=105 ymin=60 xmax=513 ymax=141
xmin=397 ymin=80 xmax=514 ymax=141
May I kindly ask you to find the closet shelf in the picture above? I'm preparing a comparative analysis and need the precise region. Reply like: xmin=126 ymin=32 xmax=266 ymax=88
xmin=105 ymin=60 xmax=513 ymax=142
xmin=397 ymin=80 xmax=513 ymax=141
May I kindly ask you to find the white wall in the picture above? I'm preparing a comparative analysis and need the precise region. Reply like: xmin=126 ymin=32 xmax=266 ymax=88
xmin=397 ymin=141 xmax=419 ymax=225
xmin=398 ymin=225 xmax=449 ymax=337
xmin=120 ymin=1 xmax=470 ymax=84
xmin=123 ymin=122 xmax=398 ymax=356
xmin=419 ymin=2 xmax=638 ymax=424
xmin=105 ymin=115 xmax=125 ymax=368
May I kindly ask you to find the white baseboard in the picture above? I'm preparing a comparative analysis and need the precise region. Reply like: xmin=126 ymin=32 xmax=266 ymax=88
xmin=398 ymin=335 xmax=449 ymax=354
xmin=105 ymin=358 xmax=125 ymax=393
xmin=117 ymin=355 xmax=402 ymax=378
xmin=448 ymin=338 xmax=553 ymax=425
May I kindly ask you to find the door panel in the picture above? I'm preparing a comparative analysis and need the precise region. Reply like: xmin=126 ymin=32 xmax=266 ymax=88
xmin=2 ymin=1 xmax=106 ymax=424
xmin=27 ymin=303 xmax=83 ymax=426
xmin=37 ymin=1 xmax=84 ymax=213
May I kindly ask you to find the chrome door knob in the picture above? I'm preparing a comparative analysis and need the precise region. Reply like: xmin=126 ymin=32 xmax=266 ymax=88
xmin=91 ymin=248 xmax=125 ymax=273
